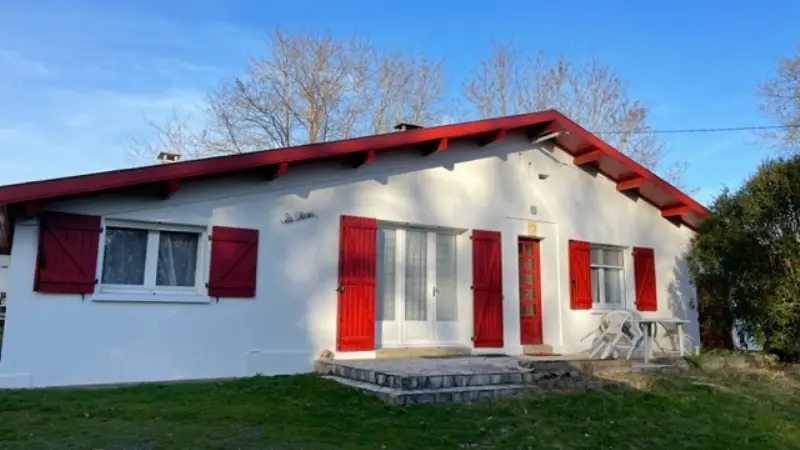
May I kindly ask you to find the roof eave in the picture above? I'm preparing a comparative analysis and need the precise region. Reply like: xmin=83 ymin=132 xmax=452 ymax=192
xmin=0 ymin=109 xmax=709 ymax=236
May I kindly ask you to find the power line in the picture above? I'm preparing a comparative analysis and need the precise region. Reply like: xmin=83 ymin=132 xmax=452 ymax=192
xmin=600 ymin=123 xmax=800 ymax=135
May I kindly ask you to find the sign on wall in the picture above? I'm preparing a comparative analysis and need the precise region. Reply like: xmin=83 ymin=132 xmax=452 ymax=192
xmin=281 ymin=211 xmax=317 ymax=225
xmin=526 ymin=220 xmax=537 ymax=236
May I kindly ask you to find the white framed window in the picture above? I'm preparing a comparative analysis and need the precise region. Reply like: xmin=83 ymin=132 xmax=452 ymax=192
xmin=94 ymin=219 xmax=208 ymax=303
xmin=590 ymin=245 xmax=625 ymax=307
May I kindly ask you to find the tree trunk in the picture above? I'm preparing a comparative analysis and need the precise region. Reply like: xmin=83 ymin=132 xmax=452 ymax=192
xmin=696 ymin=279 xmax=734 ymax=350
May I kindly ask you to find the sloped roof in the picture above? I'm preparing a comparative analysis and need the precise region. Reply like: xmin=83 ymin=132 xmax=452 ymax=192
xmin=0 ymin=109 xmax=708 ymax=253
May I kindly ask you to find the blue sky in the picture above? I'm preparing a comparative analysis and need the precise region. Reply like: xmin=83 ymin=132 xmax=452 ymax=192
xmin=1 ymin=0 xmax=798 ymax=205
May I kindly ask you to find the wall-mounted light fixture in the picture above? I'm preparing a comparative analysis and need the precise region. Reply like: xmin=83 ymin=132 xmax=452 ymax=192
xmin=530 ymin=131 xmax=565 ymax=144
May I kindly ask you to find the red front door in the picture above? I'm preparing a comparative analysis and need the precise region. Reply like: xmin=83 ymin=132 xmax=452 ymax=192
xmin=518 ymin=238 xmax=543 ymax=345
xmin=336 ymin=215 xmax=377 ymax=351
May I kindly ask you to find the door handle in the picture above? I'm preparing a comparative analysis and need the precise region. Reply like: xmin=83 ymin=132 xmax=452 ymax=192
xmin=432 ymin=286 xmax=439 ymax=296
xmin=336 ymin=285 xmax=344 ymax=293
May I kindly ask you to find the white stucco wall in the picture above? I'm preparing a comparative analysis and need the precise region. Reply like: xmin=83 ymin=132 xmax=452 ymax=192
xmin=0 ymin=131 xmax=699 ymax=387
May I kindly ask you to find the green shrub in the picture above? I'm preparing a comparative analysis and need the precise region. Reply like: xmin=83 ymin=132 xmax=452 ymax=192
xmin=688 ymin=156 xmax=800 ymax=362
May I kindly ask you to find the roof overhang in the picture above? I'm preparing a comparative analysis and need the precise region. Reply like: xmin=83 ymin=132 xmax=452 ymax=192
xmin=0 ymin=109 xmax=709 ymax=255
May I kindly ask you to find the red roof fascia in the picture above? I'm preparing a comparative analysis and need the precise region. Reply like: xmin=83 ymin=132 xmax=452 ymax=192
xmin=0 ymin=109 xmax=709 ymax=229
xmin=0 ymin=110 xmax=556 ymax=204
xmin=552 ymin=113 xmax=709 ymax=216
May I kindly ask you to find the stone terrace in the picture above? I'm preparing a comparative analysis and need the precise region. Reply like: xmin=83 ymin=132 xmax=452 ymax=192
xmin=314 ymin=356 xmax=660 ymax=405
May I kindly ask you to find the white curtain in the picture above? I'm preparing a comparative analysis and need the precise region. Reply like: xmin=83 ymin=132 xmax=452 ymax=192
xmin=102 ymin=227 xmax=148 ymax=285
xmin=375 ymin=228 xmax=397 ymax=321
xmin=591 ymin=267 xmax=601 ymax=303
xmin=156 ymin=231 xmax=199 ymax=287
xmin=590 ymin=246 xmax=624 ymax=305
xmin=404 ymin=230 xmax=427 ymax=321
xmin=435 ymin=233 xmax=457 ymax=321
xmin=604 ymin=269 xmax=623 ymax=304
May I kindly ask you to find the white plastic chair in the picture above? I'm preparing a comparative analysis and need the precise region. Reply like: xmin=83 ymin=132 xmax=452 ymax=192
xmin=589 ymin=310 xmax=644 ymax=360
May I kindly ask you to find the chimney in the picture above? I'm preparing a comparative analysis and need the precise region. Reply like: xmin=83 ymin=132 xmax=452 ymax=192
xmin=157 ymin=151 xmax=181 ymax=164
xmin=393 ymin=122 xmax=423 ymax=132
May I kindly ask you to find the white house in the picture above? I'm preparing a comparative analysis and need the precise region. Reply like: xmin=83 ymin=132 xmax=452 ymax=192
xmin=0 ymin=110 xmax=707 ymax=388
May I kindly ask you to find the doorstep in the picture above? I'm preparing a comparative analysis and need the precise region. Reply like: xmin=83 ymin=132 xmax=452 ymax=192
xmin=522 ymin=344 xmax=556 ymax=356
xmin=375 ymin=346 xmax=472 ymax=359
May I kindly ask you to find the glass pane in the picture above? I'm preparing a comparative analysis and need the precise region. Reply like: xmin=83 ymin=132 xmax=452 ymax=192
xmin=102 ymin=227 xmax=148 ymax=285
xmin=603 ymin=248 xmax=624 ymax=267
xmin=375 ymin=228 xmax=397 ymax=321
xmin=435 ymin=233 xmax=457 ymax=321
xmin=591 ymin=267 xmax=601 ymax=304
xmin=520 ymin=303 xmax=535 ymax=317
xmin=404 ymin=230 xmax=427 ymax=321
xmin=525 ymin=273 xmax=534 ymax=285
xmin=156 ymin=231 xmax=199 ymax=287
xmin=590 ymin=248 xmax=603 ymax=265
xmin=604 ymin=268 xmax=623 ymax=304
xmin=525 ymin=288 xmax=534 ymax=300
xmin=525 ymin=259 xmax=533 ymax=269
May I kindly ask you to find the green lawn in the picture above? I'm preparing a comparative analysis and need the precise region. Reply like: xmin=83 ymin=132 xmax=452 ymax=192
xmin=0 ymin=358 xmax=799 ymax=449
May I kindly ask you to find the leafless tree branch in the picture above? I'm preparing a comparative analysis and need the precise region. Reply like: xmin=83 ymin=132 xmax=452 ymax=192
xmin=130 ymin=29 xmax=446 ymax=163
xmin=759 ymin=48 xmax=800 ymax=154
xmin=462 ymin=41 xmax=689 ymax=189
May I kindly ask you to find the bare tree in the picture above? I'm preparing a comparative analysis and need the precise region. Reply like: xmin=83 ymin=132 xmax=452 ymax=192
xmin=129 ymin=111 xmax=204 ymax=162
xmin=131 ymin=29 xmax=446 ymax=163
xmin=463 ymin=41 xmax=688 ymax=187
xmin=760 ymin=48 xmax=800 ymax=154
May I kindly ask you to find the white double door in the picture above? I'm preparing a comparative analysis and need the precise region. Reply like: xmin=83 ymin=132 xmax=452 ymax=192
xmin=375 ymin=226 xmax=459 ymax=346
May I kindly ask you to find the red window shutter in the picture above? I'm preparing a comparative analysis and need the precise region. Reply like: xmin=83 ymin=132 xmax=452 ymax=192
xmin=336 ymin=215 xmax=377 ymax=351
xmin=633 ymin=247 xmax=657 ymax=311
xmin=472 ymin=229 xmax=504 ymax=348
xmin=568 ymin=239 xmax=592 ymax=309
xmin=34 ymin=212 xmax=101 ymax=294
xmin=208 ymin=226 xmax=259 ymax=297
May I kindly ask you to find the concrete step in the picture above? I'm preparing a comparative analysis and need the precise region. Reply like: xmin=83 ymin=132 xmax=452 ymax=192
xmin=324 ymin=375 xmax=538 ymax=405
xmin=315 ymin=359 xmax=545 ymax=390
xmin=375 ymin=346 xmax=472 ymax=359
xmin=522 ymin=344 xmax=556 ymax=355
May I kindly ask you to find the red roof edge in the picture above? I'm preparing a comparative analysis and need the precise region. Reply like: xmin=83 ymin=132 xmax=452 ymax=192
xmin=553 ymin=112 xmax=709 ymax=215
xmin=0 ymin=109 xmax=708 ymax=255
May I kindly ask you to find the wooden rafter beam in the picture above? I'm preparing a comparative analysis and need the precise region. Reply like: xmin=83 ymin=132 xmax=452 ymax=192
xmin=616 ymin=176 xmax=645 ymax=192
xmin=661 ymin=204 xmax=690 ymax=217
xmin=573 ymin=149 xmax=603 ymax=166
xmin=266 ymin=162 xmax=289 ymax=181
xmin=162 ymin=179 xmax=179 ymax=199
xmin=477 ymin=128 xmax=507 ymax=147
xmin=352 ymin=150 xmax=375 ymax=168
xmin=422 ymin=138 xmax=448 ymax=156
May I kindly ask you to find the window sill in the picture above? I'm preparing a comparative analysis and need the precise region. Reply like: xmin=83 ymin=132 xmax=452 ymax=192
xmin=92 ymin=293 xmax=211 ymax=304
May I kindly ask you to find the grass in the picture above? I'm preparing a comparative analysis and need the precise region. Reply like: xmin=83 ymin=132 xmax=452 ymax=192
xmin=0 ymin=356 xmax=799 ymax=449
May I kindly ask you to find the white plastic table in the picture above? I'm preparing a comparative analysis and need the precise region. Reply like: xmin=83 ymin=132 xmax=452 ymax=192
xmin=637 ymin=317 xmax=689 ymax=364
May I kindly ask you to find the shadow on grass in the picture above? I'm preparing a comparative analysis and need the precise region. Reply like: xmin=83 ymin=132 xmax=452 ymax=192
xmin=0 ymin=370 xmax=798 ymax=449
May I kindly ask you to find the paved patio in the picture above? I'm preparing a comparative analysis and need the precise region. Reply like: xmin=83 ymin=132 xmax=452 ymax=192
xmin=314 ymin=354 xmax=658 ymax=404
